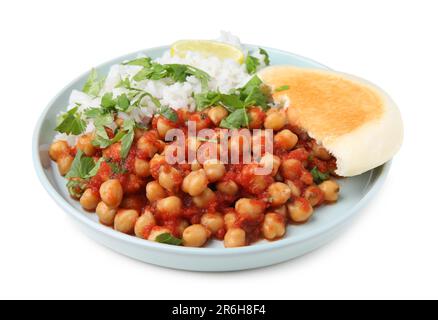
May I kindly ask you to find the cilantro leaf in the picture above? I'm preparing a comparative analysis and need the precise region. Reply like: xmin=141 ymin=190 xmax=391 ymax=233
xmin=194 ymin=91 xmax=222 ymax=111
xmin=239 ymin=76 xmax=268 ymax=109
xmin=275 ymin=85 xmax=290 ymax=92
xmin=101 ymin=92 xmax=117 ymax=110
xmin=122 ymin=118 xmax=136 ymax=131
xmin=220 ymin=109 xmax=249 ymax=129
xmin=116 ymin=93 xmax=130 ymax=111
xmin=84 ymin=158 xmax=105 ymax=178
xmin=120 ymin=129 xmax=134 ymax=159
xmin=84 ymin=107 xmax=103 ymax=118
xmin=133 ymin=63 xmax=211 ymax=91
xmin=259 ymin=48 xmax=270 ymax=65
xmin=220 ymin=94 xmax=244 ymax=111
xmin=115 ymin=77 xmax=132 ymax=89
xmin=311 ymin=167 xmax=330 ymax=184
xmin=65 ymin=150 xmax=96 ymax=179
xmin=132 ymin=91 xmax=161 ymax=108
xmin=66 ymin=179 xmax=87 ymax=200
xmin=122 ymin=57 xmax=152 ymax=68
xmin=155 ymin=233 xmax=183 ymax=246
xmin=245 ymin=55 xmax=260 ymax=74
xmin=82 ymin=68 xmax=105 ymax=97
xmin=158 ymin=105 xmax=178 ymax=122
xmin=55 ymin=106 xmax=86 ymax=135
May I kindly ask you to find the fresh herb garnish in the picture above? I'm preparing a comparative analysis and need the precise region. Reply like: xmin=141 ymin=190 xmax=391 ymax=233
xmin=119 ymin=119 xmax=136 ymax=159
xmin=245 ymin=55 xmax=260 ymax=74
xmin=157 ymin=105 xmax=178 ymax=122
xmin=101 ymin=92 xmax=117 ymax=110
xmin=275 ymin=85 xmax=290 ymax=92
xmin=192 ymin=76 xmax=269 ymax=129
xmin=133 ymin=62 xmax=211 ymax=91
xmin=194 ymin=91 xmax=222 ymax=111
xmin=122 ymin=57 xmax=152 ymax=68
xmin=311 ymin=167 xmax=330 ymax=184
xmin=66 ymin=179 xmax=88 ymax=199
xmin=220 ymin=109 xmax=249 ymax=129
xmin=65 ymin=150 xmax=96 ymax=179
xmin=220 ymin=94 xmax=245 ymax=110
xmin=85 ymin=158 xmax=105 ymax=178
xmin=55 ymin=106 xmax=86 ymax=135
xmin=82 ymin=69 xmax=105 ymax=97
xmin=155 ymin=233 xmax=183 ymax=246
xmin=259 ymin=48 xmax=270 ymax=65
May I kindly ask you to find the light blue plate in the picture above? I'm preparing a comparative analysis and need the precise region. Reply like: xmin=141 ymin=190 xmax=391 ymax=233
xmin=33 ymin=45 xmax=391 ymax=271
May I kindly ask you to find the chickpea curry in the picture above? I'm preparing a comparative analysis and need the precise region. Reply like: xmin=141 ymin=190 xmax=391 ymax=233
xmin=49 ymin=53 xmax=340 ymax=249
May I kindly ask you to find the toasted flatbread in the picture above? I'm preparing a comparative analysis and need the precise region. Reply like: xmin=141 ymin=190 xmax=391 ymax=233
xmin=258 ymin=65 xmax=403 ymax=176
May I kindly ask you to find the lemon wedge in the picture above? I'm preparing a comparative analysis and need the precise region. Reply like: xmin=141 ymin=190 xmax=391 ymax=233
xmin=170 ymin=40 xmax=245 ymax=64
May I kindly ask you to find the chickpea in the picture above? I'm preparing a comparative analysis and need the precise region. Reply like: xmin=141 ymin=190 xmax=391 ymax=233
xmin=156 ymin=117 xmax=175 ymax=139
xmin=268 ymin=182 xmax=292 ymax=206
xmin=229 ymin=133 xmax=251 ymax=156
xmin=175 ymin=219 xmax=189 ymax=238
xmin=313 ymin=144 xmax=332 ymax=160
xmin=99 ymin=179 xmax=123 ymax=208
xmin=134 ymin=210 xmax=156 ymax=239
xmin=270 ymin=205 xmax=287 ymax=218
xmin=262 ymin=213 xmax=286 ymax=240
xmin=286 ymin=180 xmax=302 ymax=197
xmin=134 ymin=158 xmax=150 ymax=178
xmin=287 ymin=198 xmax=314 ymax=223
xmin=304 ymin=185 xmax=324 ymax=207
xmin=49 ymin=140 xmax=69 ymax=161
xmin=114 ymin=209 xmax=139 ymax=234
xmin=158 ymin=166 xmax=182 ymax=192
xmin=224 ymin=228 xmax=246 ymax=248
xmin=123 ymin=173 xmax=143 ymax=194
xmin=235 ymin=198 xmax=265 ymax=220
xmin=156 ymin=196 xmax=182 ymax=216
xmin=247 ymin=107 xmax=266 ymax=129
xmin=318 ymin=180 xmax=340 ymax=202
xmin=102 ymin=142 xmax=122 ymax=162
xmin=203 ymin=159 xmax=225 ymax=182
xmin=259 ymin=153 xmax=281 ymax=176
xmin=137 ymin=136 xmax=158 ymax=158
xmin=192 ymin=188 xmax=216 ymax=208
xmin=281 ymin=158 xmax=302 ymax=180
xmin=76 ymin=133 xmax=96 ymax=156
xmin=207 ymin=106 xmax=228 ymax=125
xmin=148 ymin=226 xmax=172 ymax=241
xmin=216 ymin=180 xmax=239 ymax=196
xmin=134 ymin=128 xmax=146 ymax=140
xmin=79 ymin=188 xmax=100 ymax=211
xmin=201 ymin=212 xmax=224 ymax=234
xmin=121 ymin=194 xmax=145 ymax=211
xmin=149 ymin=154 xmax=166 ymax=179
xmin=264 ymin=110 xmax=287 ymax=130
xmin=224 ymin=211 xmax=237 ymax=230
xmin=182 ymin=169 xmax=208 ymax=196
xmin=57 ymin=154 xmax=74 ymax=176
xmin=182 ymin=224 xmax=210 ymax=247
xmin=146 ymin=181 xmax=167 ymax=202
xmin=191 ymin=160 xmax=202 ymax=171
xmin=274 ymin=129 xmax=298 ymax=150
xmin=96 ymin=201 xmax=117 ymax=226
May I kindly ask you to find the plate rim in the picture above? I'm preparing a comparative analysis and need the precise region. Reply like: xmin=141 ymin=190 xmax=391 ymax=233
xmin=32 ymin=45 xmax=391 ymax=256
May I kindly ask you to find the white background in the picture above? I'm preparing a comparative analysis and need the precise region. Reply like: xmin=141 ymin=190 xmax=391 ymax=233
xmin=1 ymin=0 xmax=437 ymax=300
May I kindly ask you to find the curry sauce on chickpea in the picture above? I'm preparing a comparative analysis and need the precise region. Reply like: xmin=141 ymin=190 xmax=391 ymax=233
xmin=50 ymin=54 xmax=340 ymax=248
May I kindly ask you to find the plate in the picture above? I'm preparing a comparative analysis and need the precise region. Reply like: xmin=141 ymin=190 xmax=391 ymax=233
xmin=33 ymin=45 xmax=391 ymax=271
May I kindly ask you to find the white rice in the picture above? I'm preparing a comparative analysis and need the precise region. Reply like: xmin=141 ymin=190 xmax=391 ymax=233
xmin=56 ymin=32 xmax=266 ymax=145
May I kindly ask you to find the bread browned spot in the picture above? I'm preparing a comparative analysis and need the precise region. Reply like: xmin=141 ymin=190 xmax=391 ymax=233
xmin=260 ymin=66 xmax=384 ymax=139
